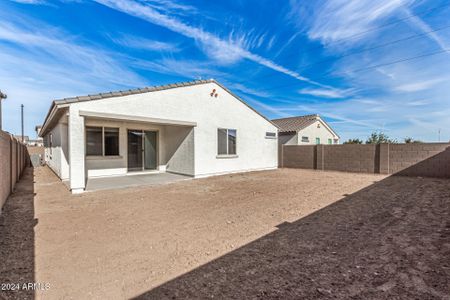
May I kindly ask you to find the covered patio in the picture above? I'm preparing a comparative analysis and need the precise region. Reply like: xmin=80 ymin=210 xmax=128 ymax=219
xmin=85 ymin=172 xmax=191 ymax=192
xmin=69 ymin=110 xmax=196 ymax=193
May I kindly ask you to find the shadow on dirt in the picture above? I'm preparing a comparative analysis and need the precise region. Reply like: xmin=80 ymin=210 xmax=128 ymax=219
xmin=134 ymin=174 xmax=450 ymax=299
xmin=0 ymin=168 xmax=37 ymax=300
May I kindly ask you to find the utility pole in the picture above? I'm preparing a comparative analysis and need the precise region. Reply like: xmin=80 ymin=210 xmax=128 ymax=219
xmin=438 ymin=128 xmax=441 ymax=142
xmin=0 ymin=90 xmax=7 ymax=131
xmin=21 ymin=104 xmax=24 ymax=142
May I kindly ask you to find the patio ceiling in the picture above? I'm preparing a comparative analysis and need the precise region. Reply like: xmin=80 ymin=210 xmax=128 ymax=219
xmin=78 ymin=110 xmax=197 ymax=127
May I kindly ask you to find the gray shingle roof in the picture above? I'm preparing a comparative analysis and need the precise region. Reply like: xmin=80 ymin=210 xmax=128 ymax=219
xmin=40 ymin=79 xmax=275 ymax=137
xmin=271 ymin=114 xmax=319 ymax=133
xmin=53 ymin=79 xmax=214 ymax=105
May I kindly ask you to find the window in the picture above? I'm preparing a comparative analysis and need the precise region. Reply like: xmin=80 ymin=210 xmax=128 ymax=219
xmin=301 ymin=136 xmax=309 ymax=143
xmin=265 ymin=132 xmax=276 ymax=139
xmin=328 ymin=138 xmax=332 ymax=144
xmin=86 ymin=127 xmax=103 ymax=156
xmin=104 ymin=128 xmax=119 ymax=155
xmin=218 ymin=128 xmax=237 ymax=156
xmin=315 ymin=137 xmax=321 ymax=144
xmin=86 ymin=126 xmax=119 ymax=156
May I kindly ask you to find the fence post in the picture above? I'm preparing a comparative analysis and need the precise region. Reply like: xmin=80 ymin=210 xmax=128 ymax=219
xmin=9 ymin=136 xmax=12 ymax=194
xmin=316 ymin=145 xmax=324 ymax=171
xmin=16 ymin=139 xmax=19 ymax=182
xmin=379 ymin=143 xmax=390 ymax=174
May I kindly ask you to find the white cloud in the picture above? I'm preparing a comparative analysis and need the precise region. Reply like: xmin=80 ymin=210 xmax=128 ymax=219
xmin=246 ymin=98 xmax=292 ymax=118
xmin=299 ymin=88 xmax=352 ymax=98
xmin=131 ymin=57 xmax=225 ymax=80
xmin=303 ymin=0 xmax=412 ymax=45
xmin=0 ymin=16 xmax=148 ymax=136
xmin=403 ymin=8 xmax=449 ymax=51
xmin=93 ymin=0 xmax=328 ymax=87
xmin=8 ymin=0 xmax=46 ymax=4
xmin=395 ymin=77 xmax=448 ymax=92
xmin=109 ymin=34 xmax=180 ymax=51
xmin=407 ymin=99 xmax=429 ymax=106
xmin=0 ymin=20 xmax=145 ymax=87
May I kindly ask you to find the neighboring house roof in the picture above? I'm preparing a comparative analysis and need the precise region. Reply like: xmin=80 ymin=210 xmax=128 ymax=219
xmin=40 ymin=79 xmax=274 ymax=137
xmin=13 ymin=135 xmax=30 ymax=141
xmin=272 ymin=114 xmax=319 ymax=132
xmin=272 ymin=114 xmax=340 ymax=138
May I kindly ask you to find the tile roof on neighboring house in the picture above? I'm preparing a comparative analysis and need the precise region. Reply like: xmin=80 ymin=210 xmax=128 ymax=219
xmin=271 ymin=114 xmax=319 ymax=133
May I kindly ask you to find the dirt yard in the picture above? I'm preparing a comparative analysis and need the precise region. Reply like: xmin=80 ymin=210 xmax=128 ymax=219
xmin=1 ymin=166 xmax=449 ymax=299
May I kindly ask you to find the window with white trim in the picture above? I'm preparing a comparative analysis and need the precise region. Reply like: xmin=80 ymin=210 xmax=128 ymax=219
xmin=301 ymin=136 xmax=309 ymax=143
xmin=218 ymin=128 xmax=237 ymax=155
xmin=86 ymin=126 xmax=119 ymax=156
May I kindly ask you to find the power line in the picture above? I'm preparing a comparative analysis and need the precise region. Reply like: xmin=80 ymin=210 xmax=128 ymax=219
xmin=257 ymin=48 xmax=450 ymax=93
xmin=286 ymin=24 xmax=450 ymax=72
xmin=232 ymin=2 xmax=449 ymax=85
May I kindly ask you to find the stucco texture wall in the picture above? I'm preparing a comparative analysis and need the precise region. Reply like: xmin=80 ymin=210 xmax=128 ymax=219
xmin=297 ymin=120 xmax=338 ymax=145
xmin=66 ymin=82 xmax=278 ymax=188
xmin=44 ymin=114 xmax=69 ymax=180
xmin=83 ymin=119 xmax=195 ymax=177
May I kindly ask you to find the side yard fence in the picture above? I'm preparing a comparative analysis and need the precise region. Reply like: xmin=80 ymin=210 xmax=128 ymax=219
xmin=281 ymin=143 xmax=450 ymax=178
xmin=0 ymin=130 xmax=30 ymax=211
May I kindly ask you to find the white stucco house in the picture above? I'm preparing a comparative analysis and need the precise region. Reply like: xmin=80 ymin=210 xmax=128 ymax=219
xmin=272 ymin=114 xmax=340 ymax=145
xmin=39 ymin=79 xmax=278 ymax=193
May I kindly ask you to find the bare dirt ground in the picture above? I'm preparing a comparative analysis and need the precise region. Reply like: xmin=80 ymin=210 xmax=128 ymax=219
xmin=1 ymin=166 xmax=449 ymax=299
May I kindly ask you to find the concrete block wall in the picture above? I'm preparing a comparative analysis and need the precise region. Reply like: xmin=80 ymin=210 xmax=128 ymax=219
xmin=282 ymin=143 xmax=450 ymax=178
xmin=320 ymin=144 xmax=378 ymax=173
xmin=282 ymin=145 xmax=315 ymax=169
xmin=389 ymin=143 xmax=450 ymax=178
xmin=0 ymin=130 xmax=30 ymax=211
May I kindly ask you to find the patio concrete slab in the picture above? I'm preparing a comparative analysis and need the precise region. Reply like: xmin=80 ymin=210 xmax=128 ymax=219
xmin=85 ymin=172 xmax=191 ymax=191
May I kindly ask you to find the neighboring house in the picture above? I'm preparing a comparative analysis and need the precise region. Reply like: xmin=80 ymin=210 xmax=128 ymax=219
xmin=13 ymin=131 xmax=43 ymax=147
xmin=27 ymin=139 xmax=44 ymax=147
xmin=39 ymin=79 xmax=278 ymax=193
xmin=272 ymin=114 xmax=340 ymax=145
xmin=30 ymin=125 xmax=44 ymax=147
xmin=13 ymin=135 xmax=29 ymax=143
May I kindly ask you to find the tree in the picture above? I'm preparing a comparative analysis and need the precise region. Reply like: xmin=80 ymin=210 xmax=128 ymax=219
xmin=404 ymin=137 xmax=422 ymax=143
xmin=365 ymin=132 xmax=397 ymax=144
xmin=343 ymin=138 xmax=363 ymax=144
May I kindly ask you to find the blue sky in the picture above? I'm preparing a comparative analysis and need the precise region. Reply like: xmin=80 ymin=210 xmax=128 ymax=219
xmin=1 ymin=0 xmax=450 ymax=142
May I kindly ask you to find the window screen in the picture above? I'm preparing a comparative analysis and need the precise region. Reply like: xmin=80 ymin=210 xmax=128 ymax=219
xmin=218 ymin=128 xmax=237 ymax=155
xmin=104 ymin=127 xmax=119 ymax=156
xmin=86 ymin=127 xmax=103 ymax=156
xmin=228 ymin=129 xmax=236 ymax=155
xmin=218 ymin=129 xmax=227 ymax=155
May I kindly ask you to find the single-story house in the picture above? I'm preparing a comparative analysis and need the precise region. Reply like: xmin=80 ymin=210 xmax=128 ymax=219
xmin=272 ymin=114 xmax=340 ymax=145
xmin=39 ymin=79 xmax=278 ymax=193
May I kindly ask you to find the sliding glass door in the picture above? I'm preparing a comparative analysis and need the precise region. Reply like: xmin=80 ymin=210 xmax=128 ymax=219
xmin=127 ymin=130 xmax=157 ymax=171
xmin=127 ymin=130 xmax=143 ymax=171
xmin=144 ymin=131 xmax=157 ymax=170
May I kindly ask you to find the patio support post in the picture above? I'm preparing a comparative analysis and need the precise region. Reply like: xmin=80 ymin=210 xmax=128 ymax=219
xmin=68 ymin=106 xmax=86 ymax=193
